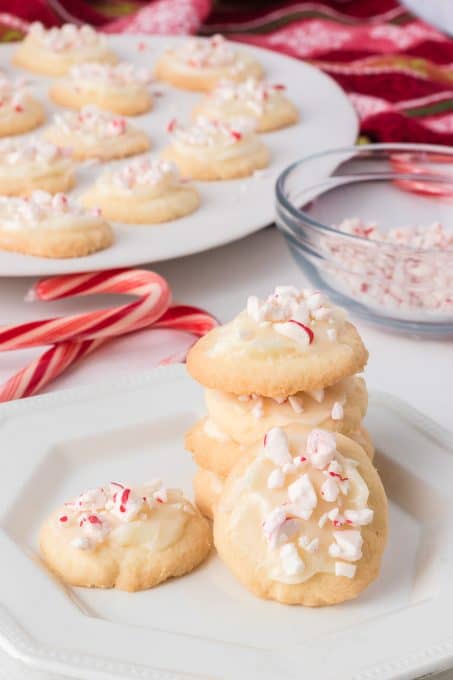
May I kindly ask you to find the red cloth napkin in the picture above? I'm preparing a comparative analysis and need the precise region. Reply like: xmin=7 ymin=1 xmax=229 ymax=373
xmin=2 ymin=1 xmax=453 ymax=145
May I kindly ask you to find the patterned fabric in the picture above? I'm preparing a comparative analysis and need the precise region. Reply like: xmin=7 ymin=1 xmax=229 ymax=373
xmin=2 ymin=1 xmax=453 ymax=144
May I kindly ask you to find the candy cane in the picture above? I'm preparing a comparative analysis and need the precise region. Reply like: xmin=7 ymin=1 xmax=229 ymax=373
xmin=0 ymin=269 xmax=217 ymax=402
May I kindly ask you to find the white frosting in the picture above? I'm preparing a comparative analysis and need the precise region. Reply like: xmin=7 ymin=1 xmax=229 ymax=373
xmin=28 ymin=22 xmax=108 ymax=55
xmin=0 ymin=191 xmax=102 ymax=232
xmin=0 ymin=75 xmax=32 ymax=118
xmin=168 ymin=34 xmax=247 ymax=73
xmin=204 ymin=78 xmax=289 ymax=117
xmin=52 ymin=105 xmax=131 ymax=142
xmin=209 ymin=286 xmax=347 ymax=358
xmin=67 ymin=61 xmax=152 ymax=95
xmin=57 ymin=479 xmax=195 ymax=551
xmin=168 ymin=116 xmax=261 ymax=161
xmin=95 ymin=158 xmax=185 ymax=199
xmin=0 ymin=138 xmax=72 ymax=179
xmin=221 ymin=427 xmax=374 ymax=584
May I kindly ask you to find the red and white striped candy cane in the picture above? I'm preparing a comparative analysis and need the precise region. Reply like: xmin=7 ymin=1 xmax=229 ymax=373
xmin=0 ymin=269 xmax=217 ymax=402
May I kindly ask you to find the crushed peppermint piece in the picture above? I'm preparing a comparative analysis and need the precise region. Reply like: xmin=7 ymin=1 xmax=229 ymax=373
xmin=267 ymin=468 xmax=285 ymax=489
xmin=280 ymin=543 xmax=305 ymax=576
xmin=263 ymin=427 xmax=292 ymax=466
xmin=288 ymin=395 xmax=304 ymax=413
xmin=331 ymin=401 xmax=344 ymax=421
xmin=306 ymin=429 xmax=337 ymax=469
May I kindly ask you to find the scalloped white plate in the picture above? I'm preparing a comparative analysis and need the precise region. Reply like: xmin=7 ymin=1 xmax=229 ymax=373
xmin=0 ymin=35 xmax=358 ymax=277
xmin=0 ymin=365 xmax=452 ymax=680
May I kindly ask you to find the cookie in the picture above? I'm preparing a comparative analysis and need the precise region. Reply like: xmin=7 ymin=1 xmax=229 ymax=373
xmin=155 ymin=35 xmax=263 ymax=92
xmin=193 ymin=79 xmax=298 ymax=132
xmin=50 ymin=62 xmax=153 ymax=116
xmin=187 ymin=286 xmax=368 ymax=397
xmin=193 ymin=468 xmax=224 ymax=520
xmin=205 ymin=376 xmax=368 ymax=445
xmin=0 ymin=138 xmax=74 ymax=196
xmin=40 ymin=479 xmax=212 ymax=591
xmin=0 ymin=75 xmax=44 ymax=137
xmin=162 ymin=117 xmax=269 ymax=180
xmin=14 ymin=22 xmax=117 ymax=76
xmin=214 ymin=427 xmax=388 ymax=606
xmin=186 ymin=417 xmax=248 ymax=478
xmin=44 ymin=106 xmax=150 ymax=162
xmin=0 ymin=190 xmax=113 ymax=258
xmin=349 ymin=425 xmax=374 ymax=460
xmin=81 ymin=157 xmax=200 ymax=224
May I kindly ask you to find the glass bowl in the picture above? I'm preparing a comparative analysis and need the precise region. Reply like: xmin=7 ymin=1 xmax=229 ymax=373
xmin=275 ymin=143 xmax=453 ymax=337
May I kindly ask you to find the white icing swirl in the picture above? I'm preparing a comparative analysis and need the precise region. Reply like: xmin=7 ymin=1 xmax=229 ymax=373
xmin=0 ymin=75 xmax=32 ymax=118
xmin=95 ymin=158 xmax=184 ymax=198
xmin=56 ymin=479 xmax=195 ymax=551
xmin=28 ymin=22 xmax=107 ymax=53
xmin=0 ymin=190 xmax=102 ymax=232
xmin=52 ymin=105 xmax=130 ymax=141
xmin=170 ymin=34 xmax=241 ymax=70
xmin=169 ymin=116 xmax=261 ymax=161
xmin=0 ymin=138 xmax=72 ymax=178
xmin=67 ymin=61 xmax=153 ymax=95
xmin=207 ymin=78 xmax=289 ymax=116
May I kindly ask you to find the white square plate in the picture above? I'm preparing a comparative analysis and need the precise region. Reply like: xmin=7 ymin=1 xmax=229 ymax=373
xmin=0 ymin=365 xmax=452 ymax=680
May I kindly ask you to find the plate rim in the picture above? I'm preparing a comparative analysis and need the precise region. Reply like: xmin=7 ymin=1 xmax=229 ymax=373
xmin=0 ymin=365 xmax=451 ymax=680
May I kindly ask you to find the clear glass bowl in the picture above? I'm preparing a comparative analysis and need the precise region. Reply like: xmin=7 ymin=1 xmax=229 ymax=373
xmin=275 ymin=143 xmax=453 ymax=337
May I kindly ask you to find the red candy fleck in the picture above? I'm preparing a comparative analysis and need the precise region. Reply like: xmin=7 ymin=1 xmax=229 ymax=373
xmin=329 ymin=471 xmax=348 ymax=482
xmin=137 ymin=41 xmax=147 ymax=52
xmin=230 ymin=130 xmax=242 ymax=141
xmin=263 ymin=433 xmax=268 ymax=446
xmin=167 ymin=118 xmax=177 ymax=133
xmin=273 ymin=84 xmax=286 ymax=90
xmin=14 ymin=105 xmax=23 ymax=113
xmin=156 ymin=497 xmax=164 ymax=504
xmin=119 ymin=488 xmax=130 ymax=512
xmin=59 ymin=515 xmax=68 ymax=523
xmin=288 ymin=319 xmax=314 ymax=344
xmin=88 ymin=515 xmax=101 ymax=525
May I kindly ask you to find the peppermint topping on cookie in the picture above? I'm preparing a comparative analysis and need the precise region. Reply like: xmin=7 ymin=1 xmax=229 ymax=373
xmin=174 ymin=34 xmax=239 ymax=69
xmin=28 ymin=22 xmax=106 ymax=52
xmin=245 ymin=286 xmax=346 ymax=347
xmin=105 ymin=158 xmax=180 ymax=192
xmin=258 ymin=427 xmax=373 ymax=580
xmin=0 ymin=137 xmax=71 ymax=166
xmin=169 ymin=116 xmax=256 ymax=148
xmin=53 ymin=106 xmax=130 ymax=139
xmin=68 ymin=61 xmax=153 ymax=88
xmin=0 ymin=191 xmax=101 ymax=231
xmin=209 ymin=78 xmax=288 ymax=115
xmin=0 ymin=75 xmax=30 ymax=115
xmin=57 ymin=479 xmax=194 ymax=550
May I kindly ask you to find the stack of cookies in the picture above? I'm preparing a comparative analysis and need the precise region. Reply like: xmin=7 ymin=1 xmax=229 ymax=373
xmin=185 ymin=285 xmax=388 ymax=606
xmin=186 ymin=285 xmax=372 ymax=520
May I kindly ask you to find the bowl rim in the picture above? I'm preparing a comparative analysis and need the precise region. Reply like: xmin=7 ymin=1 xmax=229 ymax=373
xmin=275 ymin=142 xmax=453 ymax=255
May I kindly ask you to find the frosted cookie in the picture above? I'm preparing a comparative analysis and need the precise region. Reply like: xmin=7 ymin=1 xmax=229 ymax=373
xmin=205 ymin=376 xmax=367 ymax=445
xmin=194 ymin=469 xmax=224 ymax=520
xmin=40 ymin=479 xmax=212 ymax=591
xmin=44 ymin=106 xmax=150 ymax=161
xmin=0 ymin=190 xmax=113 ymax=258
xmin=50 ymin=62 xmax=153 ymax=116
xmin=0 ymin=138 xmax=74 ymax=196
xmin=155 ymin=34 xmax=263 ymax=92
xmin=214 ymin=427 xmax=388 ymax=606
xmin=162 ymin=117 xmax=269 ymax=180
xmin=349 ymin=426 xmax=374 ymax=461
xmin=14 ymin=22 xmax=117 ymax=76
xmin=0 ymin=75 xmax=44 ymax=137
xmin=193 ymin=79 xmax=298 ymax=132
xmin=81 ymin=157 xmax=200 ymax=224
xmin=187 ymin=286 xmax=368 ymax=397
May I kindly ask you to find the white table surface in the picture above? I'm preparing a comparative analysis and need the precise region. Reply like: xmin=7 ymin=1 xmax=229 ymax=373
xmin=0 ymin=225 xmax=452 ymax=680
xmin=0 ymin=225 xmax=450 ymax=431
